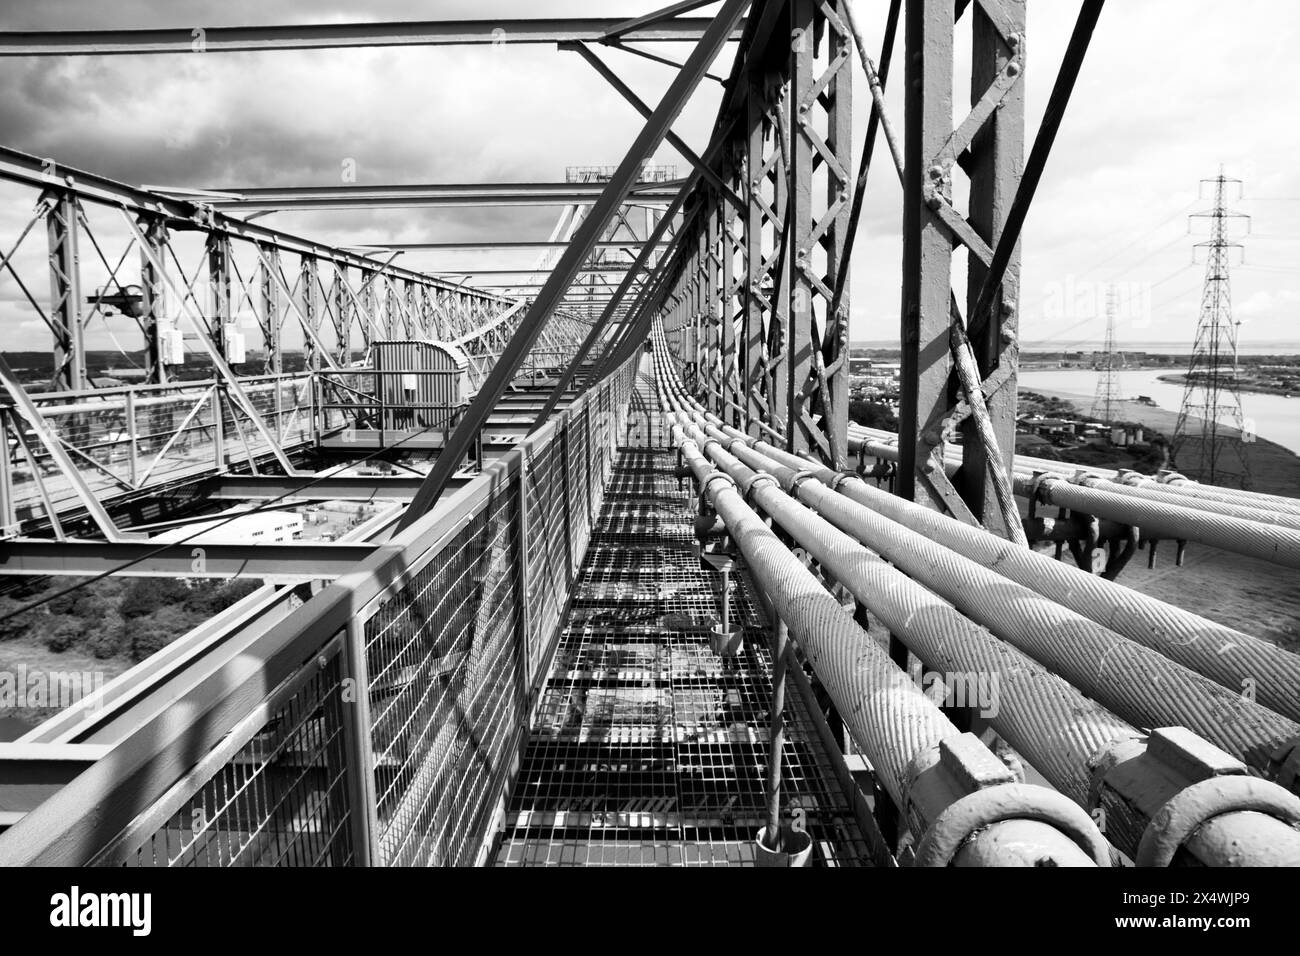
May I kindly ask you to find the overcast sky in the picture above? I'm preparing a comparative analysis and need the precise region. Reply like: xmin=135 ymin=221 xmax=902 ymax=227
xmin=1 ymin=0 xmax=1297 ymax=353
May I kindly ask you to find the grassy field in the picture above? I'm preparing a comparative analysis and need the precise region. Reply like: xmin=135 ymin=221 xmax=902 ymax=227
xmin=0 ymin=636 xmax=135 ymax=736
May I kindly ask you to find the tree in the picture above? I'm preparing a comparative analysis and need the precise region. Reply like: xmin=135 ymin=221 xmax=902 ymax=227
xmin=0 ymin=597 xmax=33 ymax=642
xmin=43 ymin=616 xmax=84 ymax=653
xmin=215 ymin=579 xmax=261 ymax=609
xmin=848 ymin=400 xmax=899 ymax=431
xmin=183 ymin=578 xmax=261 ymax=616
xmin=119 ymin=578 xmax=188 ymax=619
xmin=128 ymin=605 xmax=195 ymax=662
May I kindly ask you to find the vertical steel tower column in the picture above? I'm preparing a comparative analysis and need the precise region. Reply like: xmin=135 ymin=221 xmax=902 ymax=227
xmin=44 ymin=189 xmax=86 ymax=392
xmin=258 ymin=243 xmax=282 ymax=374
xmin=901 ymin=0 xmax=1025 ymax=535
xmin=705 ymin=189 xmax=722 ymax=414
xmin=359 ymin=266 xmax=375 ymax=351
xmin=207 ymin=233 xmax=233 ymax=360
xmin=332 ymin=264 xmax=350 ymax=365
xmin=301 ymin=255 xmax=320 ymax=372
xmin=743 ymin=72 xmax=770 ymax=434
xmin=139 ymin=216 xmax=170 ymax=384
xmin=960 ymin=0 xmax=1025 ymax=538
xmin=721 ymin=139 xmax=745 ymax=428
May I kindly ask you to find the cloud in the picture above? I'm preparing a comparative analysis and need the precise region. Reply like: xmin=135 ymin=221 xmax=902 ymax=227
xmin=0 ymin=1 xmax=1297 ymax=354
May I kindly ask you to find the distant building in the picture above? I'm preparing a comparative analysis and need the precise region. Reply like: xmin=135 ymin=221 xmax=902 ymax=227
xmin=1022 ymin=416 xmax=1078 ymax=439
xmin=1109 ymin=424 xmax=1144 ymax=447
xmin=153 ymin=510 xmax=303 ymax=545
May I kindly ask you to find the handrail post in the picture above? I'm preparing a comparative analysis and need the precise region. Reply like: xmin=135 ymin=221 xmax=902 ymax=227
xmin=341 ymin=614 xmax=380 ymax=866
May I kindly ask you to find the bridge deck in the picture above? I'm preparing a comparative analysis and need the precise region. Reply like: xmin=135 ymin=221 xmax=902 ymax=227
xmin=493 ymin=364 xmax=875 ymax=866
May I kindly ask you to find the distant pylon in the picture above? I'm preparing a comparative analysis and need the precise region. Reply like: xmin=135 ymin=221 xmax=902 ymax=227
xmin=1090 ymin=285 xmax=1121 ymax=422
xmin=1172 ymin=169 xmax=1252 ymax=487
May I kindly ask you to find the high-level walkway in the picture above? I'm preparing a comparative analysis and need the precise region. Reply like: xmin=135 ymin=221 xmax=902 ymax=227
xmin=493 ymin=358 xmax=875 ymax=865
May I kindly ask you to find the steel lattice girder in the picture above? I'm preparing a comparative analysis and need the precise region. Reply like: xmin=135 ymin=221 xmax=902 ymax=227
xmin=359 ymin=240 xmax=671 ymax=251
xmin=786 ymin=0 xmax=853 ymax=467
xmin=745 ymin=72 xmax=789 ymax=441
xmin=652 ymin=0 xmax=852 ymax=466
xmin=168 ymin=182 xmax=684 ymax=211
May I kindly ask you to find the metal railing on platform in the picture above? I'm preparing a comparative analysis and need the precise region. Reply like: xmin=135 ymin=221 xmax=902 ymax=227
xmin=0 ymin=374 xmax=314 ymax=532
xmin=0 ymin=355 xmax=638 ymax=866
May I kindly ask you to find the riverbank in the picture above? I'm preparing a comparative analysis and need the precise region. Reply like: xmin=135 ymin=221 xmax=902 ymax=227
xmin=1156 ymin=371 xmax=1299 ymax=398
xmin=1017 ymin=383 xmax=1300 ymax=495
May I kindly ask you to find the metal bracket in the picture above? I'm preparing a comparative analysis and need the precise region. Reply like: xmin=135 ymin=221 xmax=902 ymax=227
xmin=1091 ymin=726 xmax=1300 ymax=865
xmin=906 ymin=732 xmax=1109 ymax=866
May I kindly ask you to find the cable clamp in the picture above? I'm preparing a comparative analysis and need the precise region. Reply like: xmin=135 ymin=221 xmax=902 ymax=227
xmin=913 ymin=782 xmax=1111 ymax=867
xmin=1027 ymin=469 xmax=1065 ymax=504
xmin=738 ymin=470 xmax=778 ymax=504
xmin=782 ymin=468 xmax=820 ymax=496
xmin=1137 ymin=775 xmax=1300 ymax=867
xmin=1114 ymin=468 xmax=1149 ymax=488
xmin=830 ymin=470 xmax=865 ymax=492
xmin=698 ymin=469 xmax=736 ymax=503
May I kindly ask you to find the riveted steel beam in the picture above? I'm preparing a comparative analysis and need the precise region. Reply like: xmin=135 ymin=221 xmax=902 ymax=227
xmin=0 ymin=538 xmax=375 ymax=580
xmin=0 ymin=18 xmax=744 ymax=56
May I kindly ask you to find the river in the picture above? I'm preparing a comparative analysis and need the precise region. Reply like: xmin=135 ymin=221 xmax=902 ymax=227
xmin=1017 ymin=368 xmax=1300 ymax=457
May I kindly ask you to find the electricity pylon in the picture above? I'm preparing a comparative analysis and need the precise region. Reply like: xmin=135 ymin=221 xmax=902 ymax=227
xmin=1172 ymin=170 xmax=1252 ymax=487
xmin=1090 ymin=285 xmax=1121 ymax=422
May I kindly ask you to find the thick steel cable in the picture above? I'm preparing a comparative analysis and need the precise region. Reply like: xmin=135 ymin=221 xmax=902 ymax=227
xmin=655 ymin=341 xmax=1300 ymax=864
xmin=775 ymin=430 xmax=1300 ymax=723
xmin=1080 ymin=475 xmax=1300 ymax=530
xmin=844 ymin=425 xmax=1300 ymax=569
xmin=1156 ymin=475 xmax=1300 ymax=514
xmin=849 ymin=422 xmax=1300 ymax=517
xmin=671 ymin=426 xmax=956 ymax=818
xmin=670 ymin=415 xmax=1141 ymax=814
xmin=655 ymin=353 xmax=1300 ymax=767
xmin=1024 ymin=475 xmax=1300 ymax=570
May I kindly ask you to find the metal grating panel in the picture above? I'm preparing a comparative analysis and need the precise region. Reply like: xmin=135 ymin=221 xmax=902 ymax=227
xmin=106 ymin=647 xmax=355 ymax=867
xmin=495 ymin=363 xmax=875 ymax=866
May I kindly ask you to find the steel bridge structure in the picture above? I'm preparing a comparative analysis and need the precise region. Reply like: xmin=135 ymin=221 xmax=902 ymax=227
xmin=1 ymin=2 xmax=1300 ymax=868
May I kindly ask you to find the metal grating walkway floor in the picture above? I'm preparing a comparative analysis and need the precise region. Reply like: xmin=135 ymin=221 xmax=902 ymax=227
xmin=492 ymin=360 xmax=876 ymax=866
